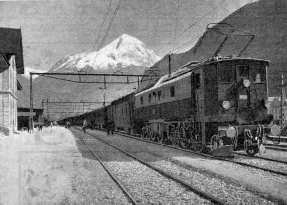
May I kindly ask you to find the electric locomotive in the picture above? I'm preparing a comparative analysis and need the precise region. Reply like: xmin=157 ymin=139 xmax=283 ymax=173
xmin=134 ymin=56 xmax=273 ymax=156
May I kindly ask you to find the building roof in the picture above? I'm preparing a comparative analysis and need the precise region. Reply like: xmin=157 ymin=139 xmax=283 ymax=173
xmin=0 ymin=27 xmax=24 ymax=74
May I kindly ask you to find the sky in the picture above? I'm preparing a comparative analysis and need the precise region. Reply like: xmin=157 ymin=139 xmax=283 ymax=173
xmin=0 ymin=0 xmax=255 ymax=75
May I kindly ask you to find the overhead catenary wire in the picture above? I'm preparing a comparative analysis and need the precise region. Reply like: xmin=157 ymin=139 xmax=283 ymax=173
xmin=173 ymin=0 xmax=181 ymax=51
xmin=97 ymin=0 xmax=123 ymax=51
xmin=155 ymin=0 xmax=229 ymax=52
xmin=93 ymin=0 xmax=113 ymax=50
xmin=171 ymin=32 xmax=205 ymax=53
xmin=77 ymin=0 xmax=123 ymax=95
xmin=170 ymin=0 xmax=256 ymax=54
xmin=36 ymin=73 xmax=158 ymax=85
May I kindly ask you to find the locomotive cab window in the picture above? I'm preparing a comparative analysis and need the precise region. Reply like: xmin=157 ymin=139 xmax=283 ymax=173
xmin=149 ymin=93 xmax=151 ymax=103
xmin=158 ymin=90 xmax=161 ymax=101
xmin=238 ymin=65 xmax=249 ymax=78
xmin=218 ymin=64 xmax=234 ymax=83
xmin=153 ymin=92 xmax=157 ymax=102
xmin=140 ymin=96 xmax=143 ymax=105
xmin=170 ymin=86 xmax=175 ymax=97
xmin=251 ymin=65 xmax=266 ymax=83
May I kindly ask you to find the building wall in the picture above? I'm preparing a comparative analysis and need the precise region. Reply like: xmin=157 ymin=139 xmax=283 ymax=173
xmin=269 ymin=105 xmax=287 ymax=127
xmin=0 ymin=55 xmax=17 ymax=135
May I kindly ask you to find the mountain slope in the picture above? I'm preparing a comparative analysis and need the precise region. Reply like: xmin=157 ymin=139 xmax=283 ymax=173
xmin=50 ymin=34 xmax=159 ymax=73
xmin=140 ymin=0 xmax=287 ymax=96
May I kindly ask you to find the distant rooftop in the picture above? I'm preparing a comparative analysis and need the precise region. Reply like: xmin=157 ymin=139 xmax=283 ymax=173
xmin=0 ymin=27 xmax=24 ymax=74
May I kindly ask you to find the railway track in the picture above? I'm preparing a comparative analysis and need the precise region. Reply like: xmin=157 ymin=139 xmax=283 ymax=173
xmin=263 ymin=144 xmax=287 ymax=152
xmin=72 ymin=127 xmax=282 ymax=204
xmin=89 ymin=128 xmax=287 ymax=178
xmin=71 ymin=128 xmax=224 ymax=205
xmin=233 ymin=152 xmax=287 ymax=164
xmin=71 ymin=130 xmax=138 ymax=205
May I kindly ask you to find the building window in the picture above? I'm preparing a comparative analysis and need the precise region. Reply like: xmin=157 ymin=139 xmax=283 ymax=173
xmin=140 ymin=96 xmax=143 ymax=104
xmin=170 ymin=86 xmax=175 ymax=97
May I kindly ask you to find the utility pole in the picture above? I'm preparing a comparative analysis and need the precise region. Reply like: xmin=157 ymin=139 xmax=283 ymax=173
xmin=47 ymin=98 xmax=49 ymax=121
xmin=168 ymin=54 xmax=171 ymax=77
xmin=281 ymin=74 xmax=284 ymax=127
xmin=29 ymin=73 xmax=33 ymax=132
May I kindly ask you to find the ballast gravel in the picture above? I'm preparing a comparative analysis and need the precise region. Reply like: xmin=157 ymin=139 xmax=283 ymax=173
xmin=85 ymin=129 xmax=287 ymax=204
xmin=233 ymin=157 xmax=287 ymax=174
xmin=150 ymin=159 xmax=275 ymax=205
xmin=105 ymin=161 xmax=212 ymax=204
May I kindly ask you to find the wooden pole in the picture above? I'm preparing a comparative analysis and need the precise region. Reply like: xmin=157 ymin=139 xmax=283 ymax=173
xmin=281 ymin=74 xmax=284 ymax=127
xmin=29 ymin=73 xmax=33 ymax=132
xmin=168 ymin=54 xmax=171 ymax=77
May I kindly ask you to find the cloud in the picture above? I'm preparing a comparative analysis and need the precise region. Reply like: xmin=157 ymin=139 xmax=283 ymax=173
xmin=23 ymin=67 xmax=46 ymax=80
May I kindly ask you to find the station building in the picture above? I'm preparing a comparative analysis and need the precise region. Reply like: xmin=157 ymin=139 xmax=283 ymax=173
xmin=0 ymin=27 xmax=24 ymax=135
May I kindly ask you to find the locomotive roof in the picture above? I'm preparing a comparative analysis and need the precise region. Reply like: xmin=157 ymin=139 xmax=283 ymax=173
xmin=110 ymin=92 xmax=135 ymax=105
xmin=135 ymin=56 xmax=269 ymax=96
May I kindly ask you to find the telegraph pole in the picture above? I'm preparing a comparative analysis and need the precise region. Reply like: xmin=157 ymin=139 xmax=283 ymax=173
xmin=281 ymin=74 xmax=284 ymax=127
xmin=29 ymin=73 xmax=33 ymax=132
xmin=168 ymin=54 xmax=171 ymax=77
xmin=47 ymin=98 xmax=49 ymax=121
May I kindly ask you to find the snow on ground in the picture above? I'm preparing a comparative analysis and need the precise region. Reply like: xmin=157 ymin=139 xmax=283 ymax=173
xmin=0 ymin=127 xmax=129 ymax=204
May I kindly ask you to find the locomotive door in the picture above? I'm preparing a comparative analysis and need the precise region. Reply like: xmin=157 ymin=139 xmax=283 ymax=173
xmin=191 ymin=72 xmax=205 ymax=145
xmin=191 ymin=72 xmax=202 ymax=120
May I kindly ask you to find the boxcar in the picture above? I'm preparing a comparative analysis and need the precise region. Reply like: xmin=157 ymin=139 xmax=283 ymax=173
xmin=106 ymin=93 xmax=134 ymax=134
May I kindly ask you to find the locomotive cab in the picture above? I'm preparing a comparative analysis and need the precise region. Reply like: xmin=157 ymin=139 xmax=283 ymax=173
xmin=203 ymin=57 xmax=270 ymax=155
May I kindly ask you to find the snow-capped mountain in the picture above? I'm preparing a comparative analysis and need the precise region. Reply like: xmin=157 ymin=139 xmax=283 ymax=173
xmin=50 ymin=34 xmax=160 ymax=72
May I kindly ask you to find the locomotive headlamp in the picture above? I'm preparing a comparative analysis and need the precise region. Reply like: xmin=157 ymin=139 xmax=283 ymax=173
xmin=270 ymin=124 xmax=281 ymax=136
xmin=222 ymin=101 xmax=230 ymax=109
xmin=226 ymin=127 xmax=237 ymax=138
xmin=243 ymin=79 xmax=251 ymax=88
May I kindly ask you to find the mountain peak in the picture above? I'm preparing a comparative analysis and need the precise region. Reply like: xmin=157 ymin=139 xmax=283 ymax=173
xmin=51 ymin=34 xmax=160 ymax=72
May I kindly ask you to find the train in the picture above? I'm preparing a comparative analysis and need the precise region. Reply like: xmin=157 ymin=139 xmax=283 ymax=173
xmin=60 ymin=55 xmax=280 ymax=157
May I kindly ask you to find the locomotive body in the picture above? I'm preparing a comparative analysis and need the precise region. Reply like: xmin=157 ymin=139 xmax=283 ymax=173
xmin=134 ymin=56 xmax=271 ymax=155
xmin=60 ymin=56 xmax=273 ymax=156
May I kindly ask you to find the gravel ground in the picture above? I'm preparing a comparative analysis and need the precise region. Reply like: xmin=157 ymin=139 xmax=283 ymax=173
xmin=73 ymin=129 xmax=213 ymax=204
xmin=235 ymin=150 xmax=287 ymax=162
xmin=106 ymin=161 xmax=211 ymax=205
xmin=0 ymin=127 xmax=131 ymax=204
xmin=232 ymin=156 xmax=287 ymax=174
xmin=84 ymin=128 xmax=287 ymax=204
xmin=150 ymin=160 xmax=276 ymax=205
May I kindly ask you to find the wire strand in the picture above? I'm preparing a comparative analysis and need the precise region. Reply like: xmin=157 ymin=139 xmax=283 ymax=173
xmin=93 ymin=0 xmax=113 ymax=50
xmin=155 ymin=0 xmax=228 ymax=52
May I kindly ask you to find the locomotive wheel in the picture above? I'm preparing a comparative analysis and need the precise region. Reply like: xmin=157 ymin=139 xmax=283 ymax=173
xmin=141 ymin=133 xmax=146 ymax=139
xmin=210 ymin=135 xmax=219 ymax=151
xmin=191 ymin=141 xmax=203 ymax=152
xmin=172 ymin=138 xmax=179 ymax=147
xmin=244 ymin=140 xmax=258 ymax=156
xmin=155 ymin=133 xmax=163 ymax=144
xmin=244 ymin=140 xmax=252 ymax=151
xmin=246 ymin=145 xmax=258 ymax=156
xmin=179 ymin=127 xmax=190 ymax=149
xmin=150 ymin=132 xmax=156 ymax=141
